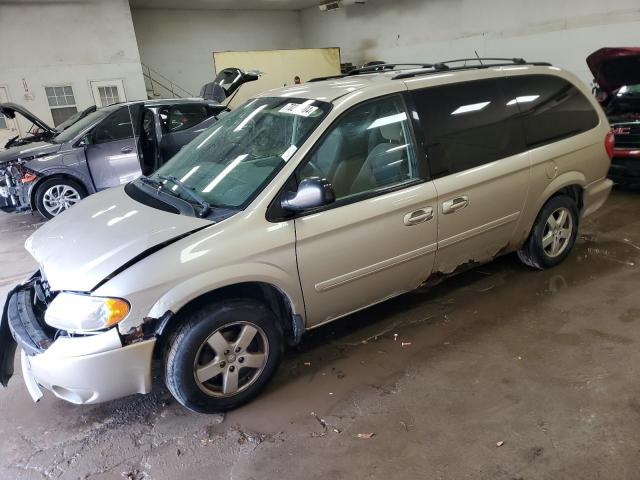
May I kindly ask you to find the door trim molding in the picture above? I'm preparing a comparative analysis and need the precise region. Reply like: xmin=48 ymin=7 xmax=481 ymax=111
xmin=438 ymin=211 xmax=520 ymax=249
xmin=315 ymin=242 xmax=437 ymax=292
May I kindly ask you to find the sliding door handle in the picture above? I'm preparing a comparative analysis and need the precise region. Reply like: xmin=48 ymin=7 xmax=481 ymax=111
xmin=442 ymin=195 xmax=469 ymax=214
xmin=403 ymin=207 xmax=433 ymax=226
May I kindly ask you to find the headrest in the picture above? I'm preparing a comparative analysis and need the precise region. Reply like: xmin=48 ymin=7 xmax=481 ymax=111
xmin=380 ymin=121 xmax=403 ymax=142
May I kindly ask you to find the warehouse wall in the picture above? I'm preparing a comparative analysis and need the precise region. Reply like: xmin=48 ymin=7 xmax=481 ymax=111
xmin=131 ymin=8 xmax=303 ymax=96
xmin=301 ymin=0 xmax=640 ymax=86
xmin=0 ymin=0 xmax=146 ymax=132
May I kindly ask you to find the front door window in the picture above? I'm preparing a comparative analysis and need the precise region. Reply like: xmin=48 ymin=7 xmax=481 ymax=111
xmin=299 ymin=95 xmax=418 ymax=201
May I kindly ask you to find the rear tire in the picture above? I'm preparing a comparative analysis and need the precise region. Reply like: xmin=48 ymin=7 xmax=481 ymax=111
xmin=164 ymin=299 xmax=283 ymax=413
xmin=34 ymin=177 xmax=86 ymax=219
xmin=517 ymin=194 xmax=579 ymax=270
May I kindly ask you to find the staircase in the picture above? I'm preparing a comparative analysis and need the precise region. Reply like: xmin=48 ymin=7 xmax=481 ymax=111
xmin=142 ymin=63 xmax=194 ymax=99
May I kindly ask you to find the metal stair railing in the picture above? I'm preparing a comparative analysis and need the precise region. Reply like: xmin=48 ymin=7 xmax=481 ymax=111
xmin=141 ymin=63 xmax=194 ymax=98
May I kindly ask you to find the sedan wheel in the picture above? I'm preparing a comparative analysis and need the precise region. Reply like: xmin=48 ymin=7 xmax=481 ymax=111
xmin=42 ymin=184 xmax=82 ymax=217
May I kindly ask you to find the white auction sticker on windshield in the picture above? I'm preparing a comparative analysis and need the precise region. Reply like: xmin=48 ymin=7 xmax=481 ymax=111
xmin=279 ymin=102 xmax=319 ymax=117
xmin=281 ymin=145 xmax=298 ymax=162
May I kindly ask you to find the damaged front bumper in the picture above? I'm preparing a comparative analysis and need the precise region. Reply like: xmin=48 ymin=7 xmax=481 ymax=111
xmin=0 ymin=163 xmax=34 ymax=213
xmin=1 ymin=279 xmax=156 ymax=405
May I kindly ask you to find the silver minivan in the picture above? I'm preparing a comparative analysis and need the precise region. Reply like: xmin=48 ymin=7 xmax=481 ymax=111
xmin=1 ymin=59 xmax=613 ymax=413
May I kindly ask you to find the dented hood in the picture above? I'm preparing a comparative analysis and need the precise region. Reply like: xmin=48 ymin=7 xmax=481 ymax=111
xmin=25 ymin=186 xmax=211 ymax=292
xmin=587 ymin=47 xmax=640 ymax=93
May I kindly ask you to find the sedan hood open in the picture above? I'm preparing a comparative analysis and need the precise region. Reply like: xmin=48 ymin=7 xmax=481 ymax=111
xmin=587 ymin=47 xmax=640 ymax=93
xmin=0 ymin=103 xmax=55 ymax=136
xmin=25 ymin=186 xmax=212 ymax=292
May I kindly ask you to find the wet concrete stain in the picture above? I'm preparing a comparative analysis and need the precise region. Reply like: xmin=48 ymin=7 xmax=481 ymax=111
xmin=619 ymin=308 xmax=640 ymax=323
xmin=0 ymin=189 xmax=640 ymax=479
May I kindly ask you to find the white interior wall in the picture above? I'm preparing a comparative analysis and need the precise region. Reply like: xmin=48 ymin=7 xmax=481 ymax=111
xmin=130 ymin=8 xmax=303 ymax=96
xmin=0 ymin=0 xmax=146 ymax=132
xmin=300 ymin=0 xmax=640 ymax=87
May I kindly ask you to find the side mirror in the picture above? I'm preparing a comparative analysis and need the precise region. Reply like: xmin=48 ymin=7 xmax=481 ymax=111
xmin=281 ymin=177 xmax=335 ymax=212
xmin=77 ymin=134 xmax=90 ymax=147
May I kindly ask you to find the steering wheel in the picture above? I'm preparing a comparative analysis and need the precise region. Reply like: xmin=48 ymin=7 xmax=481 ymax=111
xmin=96 ymin=128 xmax=115 ymax=142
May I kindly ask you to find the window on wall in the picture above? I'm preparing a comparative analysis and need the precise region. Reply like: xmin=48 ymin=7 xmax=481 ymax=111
xmin=98 ymin=86 xmax=120 ymax=107
xmin=45 ymin=86 xmax=78 ymax=126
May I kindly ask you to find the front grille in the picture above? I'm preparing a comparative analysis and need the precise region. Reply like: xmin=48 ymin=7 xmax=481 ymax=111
xmin=613 ymin=123 xmax=640 ymax=149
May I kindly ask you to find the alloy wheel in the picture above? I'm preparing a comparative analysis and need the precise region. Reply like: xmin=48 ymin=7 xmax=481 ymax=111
xmin=542 ymin=207 xmax=573 ymax=258
xmin=42 ymin=184 xmax=81 ymax=216
xmin=193 ymin=321 xmax=269 ymax=397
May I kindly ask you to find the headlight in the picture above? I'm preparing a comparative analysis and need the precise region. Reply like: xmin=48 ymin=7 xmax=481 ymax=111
xmin=45 ymin=292 xmax=130 ymax=332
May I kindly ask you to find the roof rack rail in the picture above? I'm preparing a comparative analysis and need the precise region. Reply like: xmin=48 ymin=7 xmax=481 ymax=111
xmin=308 ymin=58 xmax=552 ymax=82
xmin=437 ymin=57 xmax=527 ymax=66
xmin=308 ymin=63 xmax=434 ymax=82
xmin=347 ymin=62 xmax=434 ymax=74
xmin=392 ymin=58 xmax=552 ymax=80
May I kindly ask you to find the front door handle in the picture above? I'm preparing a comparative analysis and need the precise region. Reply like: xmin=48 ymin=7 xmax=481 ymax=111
xmin=403 ymin=207 xmax=433 ymax=226
xmin=442 ymin=195 xmax=469 ymax=214
xmin=121 ymin=146 xmax=134 ymax=154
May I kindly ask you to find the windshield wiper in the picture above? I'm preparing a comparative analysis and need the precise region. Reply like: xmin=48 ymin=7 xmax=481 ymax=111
xmin=138 ymin=176 xmax=165 ymax=190
xmin=157 ymin=175 xmax=211 ymax=217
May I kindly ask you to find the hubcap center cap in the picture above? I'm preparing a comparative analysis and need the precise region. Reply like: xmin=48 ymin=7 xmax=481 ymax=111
xmin=228 ymin=353 xmax=237 ymax=363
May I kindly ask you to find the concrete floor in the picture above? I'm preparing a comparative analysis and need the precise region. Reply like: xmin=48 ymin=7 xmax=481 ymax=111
xmin=1 ymin=189 xmax=639 ymax=479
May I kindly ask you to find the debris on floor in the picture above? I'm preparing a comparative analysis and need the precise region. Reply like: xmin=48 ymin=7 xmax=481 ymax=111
xmin=356 ymin=432 xmax=375 ymax=439
xmin=311 ymin=411 xmax=341 ymax=436
xmin=496 ymin=441 xmax=505 ymax=447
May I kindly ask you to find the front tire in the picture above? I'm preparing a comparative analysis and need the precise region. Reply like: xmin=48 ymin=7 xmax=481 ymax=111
xmin=164 ymin=299 xmax=283 ymax=413
xmin=34 ymin=177 xmax=86 ymax=219
xmin=517 ymin=194 xmax=579 ymax=270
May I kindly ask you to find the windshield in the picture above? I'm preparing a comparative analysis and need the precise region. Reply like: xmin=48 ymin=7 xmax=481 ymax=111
xmin=616 ymin=85 xmax=640 ymax=96
xmin=151 ymin=97 xmax=331 ymax=209
xmin=607 ymin=85 xmax=640 ymax=117
xmin=52 ymin=105 xmax=117 ymax=144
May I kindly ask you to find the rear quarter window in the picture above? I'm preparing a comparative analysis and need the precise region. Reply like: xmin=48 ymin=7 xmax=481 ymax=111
xmin=410 ymin=77 xmax=525 ymax=177
xmin=505 ymin=74 xmax=599 ymax=148
xmin=160 ymin=104 xmax=210 ymax=133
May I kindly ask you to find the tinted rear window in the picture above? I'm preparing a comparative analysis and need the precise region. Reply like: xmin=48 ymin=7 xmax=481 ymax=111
xmin=411 ymin=78 xmax=525 ymax=177
xmin=505 ymin=74 xmax=599 ymax=148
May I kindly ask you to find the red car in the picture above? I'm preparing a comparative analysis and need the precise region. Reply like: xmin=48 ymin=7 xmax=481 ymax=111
xmin=587 ymin=47 xmax=640 ymax=185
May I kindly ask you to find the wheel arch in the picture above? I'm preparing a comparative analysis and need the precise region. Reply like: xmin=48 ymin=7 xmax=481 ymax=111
xmin=154 ymin=281 xmax=303 ymax=353
xmin=517 ymin=172 xmax=586 ymax=246
xmin=29 ymin=171 xmax=92 ymax=209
